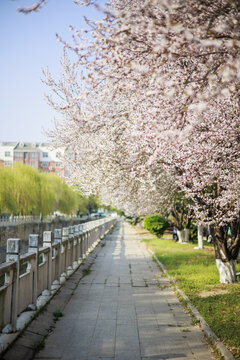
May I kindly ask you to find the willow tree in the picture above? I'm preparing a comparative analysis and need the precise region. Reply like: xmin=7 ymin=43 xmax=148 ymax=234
xmin=0 ymin=168 xmax=16 ymax=215
xmin=0 ymin=164 xmax=82 ymax=216
xmin=12 ymin=164 xmax=41 ymax=215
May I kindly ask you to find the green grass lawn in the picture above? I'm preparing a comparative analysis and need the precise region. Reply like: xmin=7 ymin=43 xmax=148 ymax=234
xmin=142 ymin=237 xmax=240 ymax=359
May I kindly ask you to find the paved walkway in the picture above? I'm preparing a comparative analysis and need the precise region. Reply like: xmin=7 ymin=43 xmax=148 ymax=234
xmin=34 ymin=220 xmax=214 ymax=360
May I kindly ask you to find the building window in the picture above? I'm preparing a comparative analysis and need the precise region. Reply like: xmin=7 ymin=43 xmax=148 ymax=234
xmin=14 ymin=152 xmax=23 ymax=159
xmin=29 ymin=152 xmax=37 ymax=159
xmin=55 ymin=162 xmax=61 ymax=167
xmin=41 ymin=162 xmax=48 ymax=167
xmin=29 ymin=161 xmax=38 ymax=168
xmin=43 ymin=152 xmax=48 ymax=158
xmin=4 ymin=161 xmax=11 ymax=166
xmin=5 ymin=151 xmax=11 ymax=157
xmin=56 ymin=152 xmax=60 ymax=158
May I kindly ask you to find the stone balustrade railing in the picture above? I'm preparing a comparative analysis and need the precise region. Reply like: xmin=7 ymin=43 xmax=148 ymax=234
xmin=0 ymin=214 xmax=88 ymax=227
xmin=0 ymin=216 xmax=116 ymax=334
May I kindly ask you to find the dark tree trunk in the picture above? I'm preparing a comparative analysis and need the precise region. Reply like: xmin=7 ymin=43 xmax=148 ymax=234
xmin=171 ymin=205 xmax=192 ymax=243
xmin=211 ymin=220 xmax=240 ymax=283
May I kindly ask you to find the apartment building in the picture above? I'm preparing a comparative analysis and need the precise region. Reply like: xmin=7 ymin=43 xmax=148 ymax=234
xmin=0 ymin=142 xmax=18 ymax=168
xmin=0 ymin=142 xmax=70 ymax=176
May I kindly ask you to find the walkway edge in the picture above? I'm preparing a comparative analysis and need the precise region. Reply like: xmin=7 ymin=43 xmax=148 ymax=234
xmin=146 ymin=247 xmax=235 ymax=360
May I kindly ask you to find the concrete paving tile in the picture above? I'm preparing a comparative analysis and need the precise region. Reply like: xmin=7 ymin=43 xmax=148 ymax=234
xmin=42 ymin=329 xmax=73 ymax=346
xmin=35 ymin=342 xmax=65 ymax=358
xmin=88 ymin=358 xmax=114 ymax=360
xmin=16 ymin=330 xmax=43 ymax=349
xmin=140 ymin=344 xmax=189 ymax=358
xmin=116 ymin=354 xmax=141 ymax=360
xmin=98 ymin=303 xmax=118 ymax=320
xmin=139 ymin=332 xmax=173 ymax=357
xmin=3 ymin=344 xmax=34 ymax=360
xmin=27 ymin=313 xmax=54 ymax=337
xmin=98 ymin=312 xmax=117 ymax=320
xmin=88 ymin=320 xmax=116 ymax=358
xmin=62 ymin=347 xmax=89 ymax=360
xmin=77 ymin=311 xmax=99 ymax=321
xmin=116 ymin=323 xmax=138 ymax=337
xmin=115 ymin=337 xmax=140 ymax=358
xmin=88 ymin=340 xmax=115 ymax=358
xmin=69 ymin=328 xmax=96 ymax=346
xmin=117 ymin=307 xmax=137 ymax=325
xmin=88 ymin=356 xmax=115 ymax=360
xmin=184 ymin=329 xmax=214 ymax=359
xmin=141 ymin=357 xmax=190 ymax=360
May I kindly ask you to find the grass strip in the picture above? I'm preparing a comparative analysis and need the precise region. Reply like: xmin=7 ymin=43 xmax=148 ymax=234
xmin=142 ymin=237 xmax=240 ymax=360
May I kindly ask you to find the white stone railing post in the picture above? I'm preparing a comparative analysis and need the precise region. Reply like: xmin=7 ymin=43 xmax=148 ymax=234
xmin=61 ymin=227 xmax=69 ymax=283
xmin=82 ymin=227 xmax=86 ymax=259
xmin=73 ymin=225 xmax=79 ymax=269
xmin=28 ymin=234 xmax=39 ymax=309
xmin=80 ymin=233 xmax=84 ymax=259
xmin=86 ymin=230 xmax=90 ymax=255
xmin=53 ymin=229 xmax=62 ymax=291
xmin=79 ymin=224 xmax=83 ymax=235
xmin=67 ymin=226 xmax=74 ymax=276
xmin=6 ymin=238 xmax=21 ymax=333
xmin=94 ymin=226 xmax=98 ymax=246
xmin=88 ymin=228 xmax=92 ymax=251
xmin=93 ymin=227 xmax=96 ymax=248
xmin=70 ymin=226 xmax=75 ymax=263
xmin=86 ymin=224 xmax=90 ymax=253
xmin=85 ymin=228 xmax=88 ymax=258
xmin=77 ymin=224 xmax=82 ymax=263
xmin=102 ymin=220 xmax=105 ymax=233
xmin=43 ymin=231 xmax=53 ymax=295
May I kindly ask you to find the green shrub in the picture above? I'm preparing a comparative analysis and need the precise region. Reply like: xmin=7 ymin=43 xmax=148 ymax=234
xmin=189 ymin=222 xmax=197 ymax=243
xmin=144 ymin=215 xmax=169 ymax=237
xmin=182 ymin=221 xmax=198 ymax=243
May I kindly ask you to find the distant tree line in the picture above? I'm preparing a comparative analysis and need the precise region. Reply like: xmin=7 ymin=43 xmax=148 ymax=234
xmin=0 ymin=164 xmax=98 ymax=216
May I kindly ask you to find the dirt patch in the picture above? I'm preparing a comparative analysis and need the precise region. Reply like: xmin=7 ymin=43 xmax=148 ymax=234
xmin=198 ymin=288 xmax=229 ymax=298
xmin=131 ymin=226 xmax=157 ymax=238
xmin=201 ymin=246 xmax=215 ymax=254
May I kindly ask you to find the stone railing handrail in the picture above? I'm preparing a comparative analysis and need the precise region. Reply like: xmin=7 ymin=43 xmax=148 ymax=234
xmin=0 ymin=214 xmax=90 ymax=227
xmin=0 ymin=216 xmax=117 ymax=335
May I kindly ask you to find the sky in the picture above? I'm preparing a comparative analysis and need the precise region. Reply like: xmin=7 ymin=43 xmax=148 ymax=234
xmin=0 ymin=0 xmax=104 ymax=142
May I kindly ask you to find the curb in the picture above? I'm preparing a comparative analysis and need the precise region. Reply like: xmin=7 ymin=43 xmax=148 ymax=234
xmin=147 ymin=248 xmax=235 ymax=360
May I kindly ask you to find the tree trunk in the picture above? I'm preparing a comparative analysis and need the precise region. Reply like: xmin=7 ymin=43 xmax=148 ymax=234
xmin=184 ymin=228 xmax=190 ymax=242
xmin=177 ymin=229 xmax=185 ymax=243
xmin=197 ymin=224 xmax=204 ymax=249
xmin=215 ymin=259 xmax=237 ymax=283
xmin=211 ymin=223 xmax=240 ymax=283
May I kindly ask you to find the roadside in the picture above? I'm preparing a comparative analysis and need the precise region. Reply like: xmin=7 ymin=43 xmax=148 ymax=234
xmin=134 ymin=226 xmax=240 ymax=360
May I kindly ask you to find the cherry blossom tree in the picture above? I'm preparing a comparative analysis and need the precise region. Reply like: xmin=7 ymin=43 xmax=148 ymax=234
xmin=42 ymin=0 xmax=240 ymax=283
xmin=18 ymin=0 xmax=47 ymax=14
xmin=168 ymin=98 xmax=240 ymax=283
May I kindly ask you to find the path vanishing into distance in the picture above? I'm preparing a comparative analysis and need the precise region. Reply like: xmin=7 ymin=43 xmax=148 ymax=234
xmin=5 ymin=220 xmax=216 ymax=360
